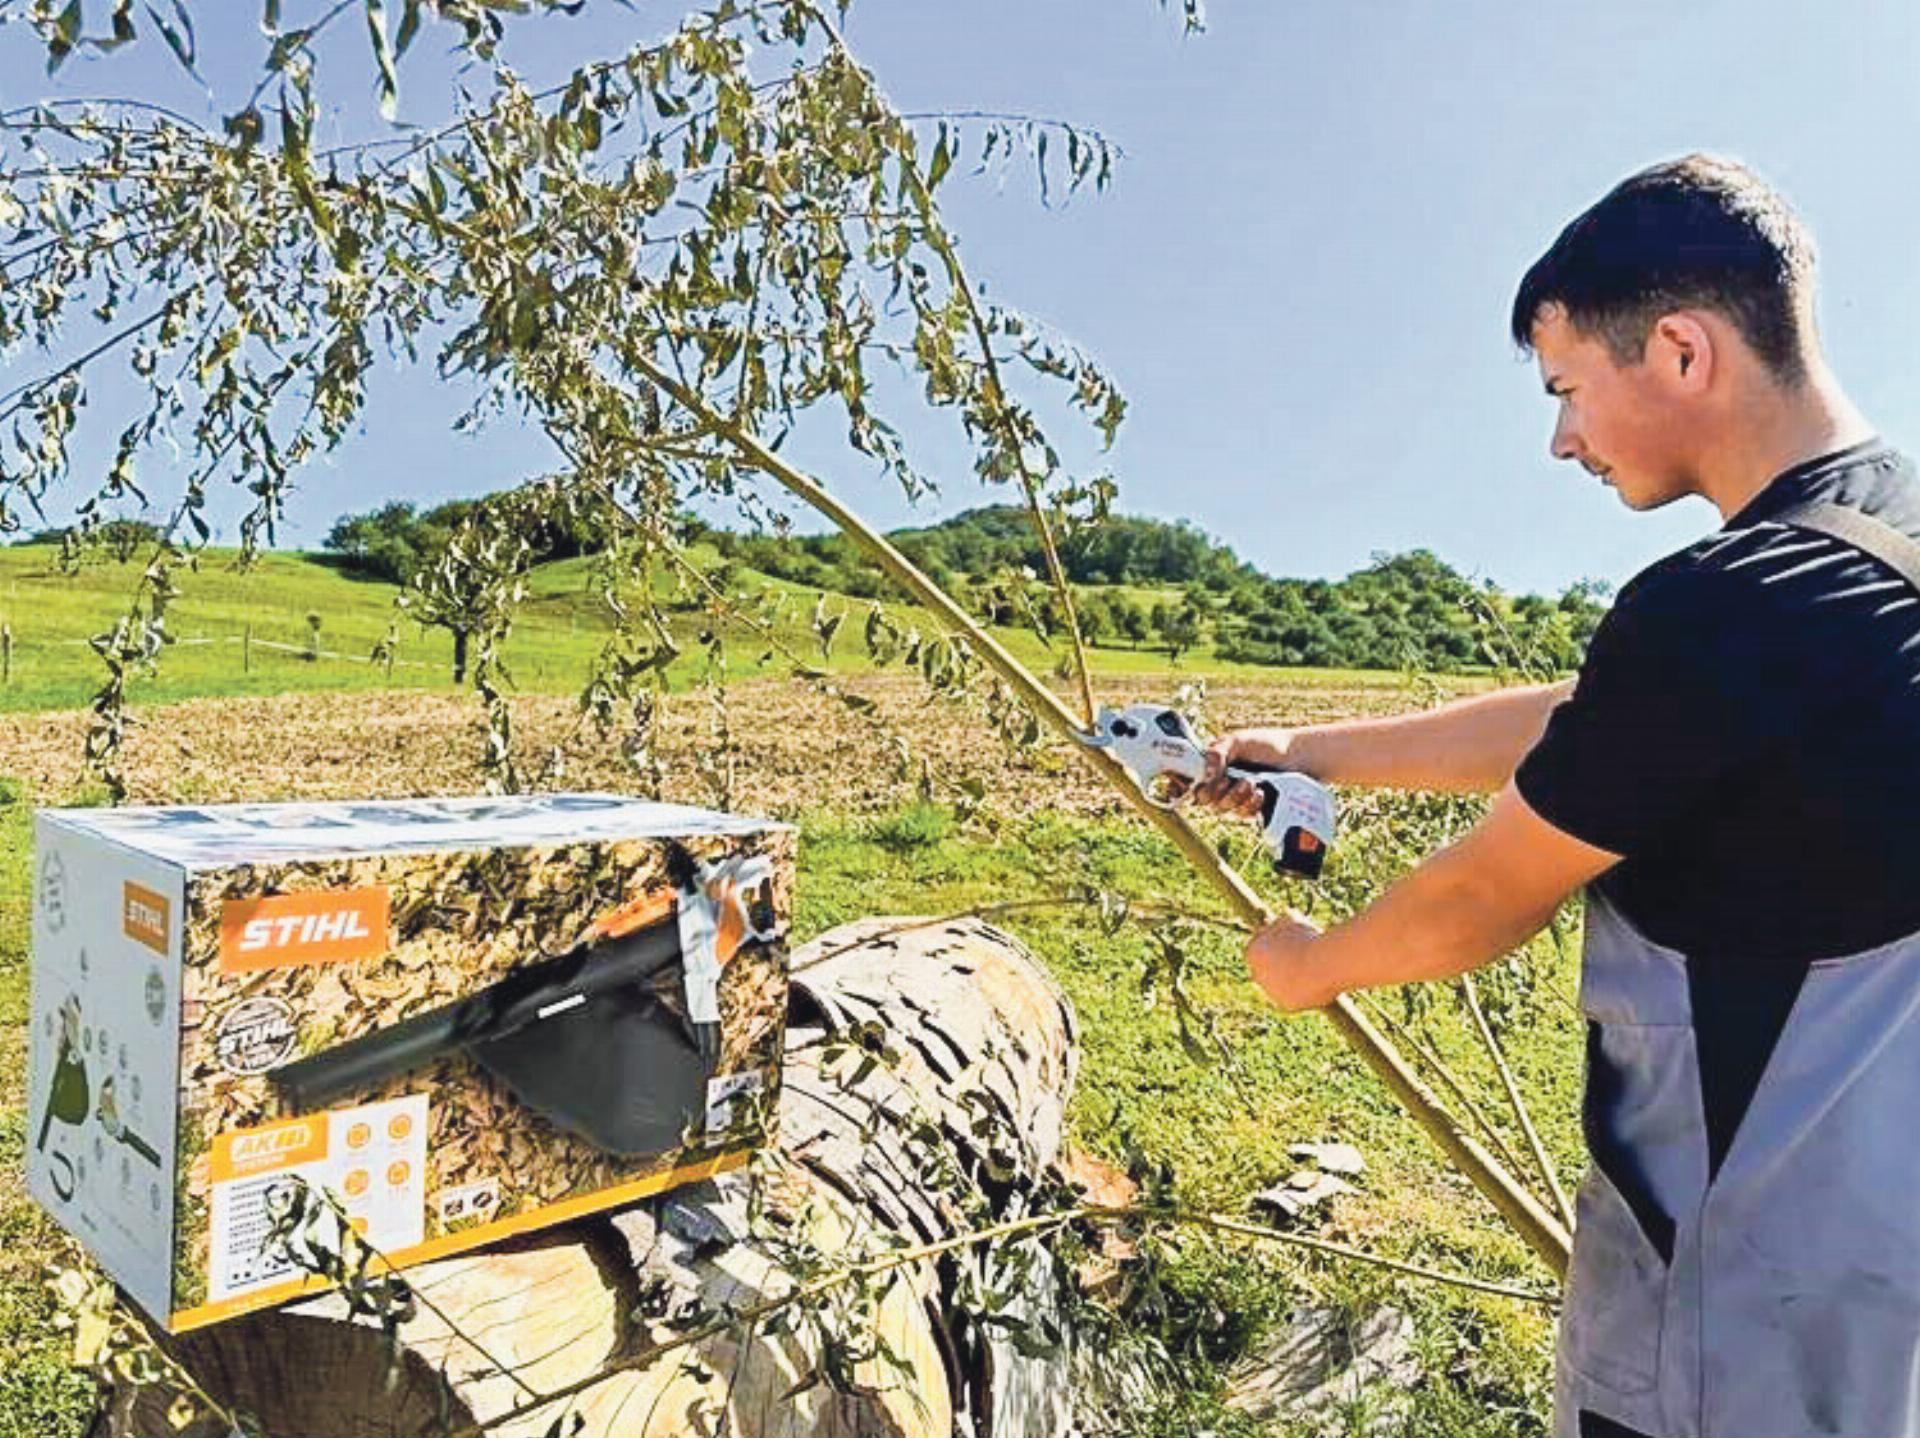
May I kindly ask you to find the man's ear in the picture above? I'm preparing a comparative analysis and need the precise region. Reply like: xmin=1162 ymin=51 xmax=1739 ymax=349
xmin=1650 ymin=313 xmax=1713 ymax=391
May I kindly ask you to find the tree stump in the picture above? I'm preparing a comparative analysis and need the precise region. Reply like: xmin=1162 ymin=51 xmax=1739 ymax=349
xmin=102 ymin=916 xmax=1093 ymax=1438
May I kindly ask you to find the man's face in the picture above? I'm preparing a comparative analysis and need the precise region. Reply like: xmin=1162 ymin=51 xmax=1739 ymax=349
xmin=1530 ymin=306 xmax=1699 ymax=510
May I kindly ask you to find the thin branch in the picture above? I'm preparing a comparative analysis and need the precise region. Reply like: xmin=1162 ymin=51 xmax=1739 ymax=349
xmin=0 ymin=306 xmax=169 ymax=420
xmin=898 ymin=110 xmax=1125 ymax=156
xmin=1157 ymin=1207 xmax=1559 ymax=1306
xmin=413 ymin=1204 xmax=1088 ymax=1438
xmin=792 ymin=895 xmax=1247 ymax=977
xmin=1461 ymin=974 xmax=1575 ymax=1232
xmin=821 ymin=17 xmax=1100 ymax=725
xmin=242 ymin=0 xmax=357 ymax=114
xmin=386 ymin=1192 xmax=1553 ymax=1438
xmin=0 ymin=97 xmax=212 ymax=133
xmin=1353 ymin=991 xmax=1535 ymax=1191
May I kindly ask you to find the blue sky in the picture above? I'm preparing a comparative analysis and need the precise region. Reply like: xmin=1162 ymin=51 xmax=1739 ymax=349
xmin=4 ymin=1 xmax=1917 ymax=594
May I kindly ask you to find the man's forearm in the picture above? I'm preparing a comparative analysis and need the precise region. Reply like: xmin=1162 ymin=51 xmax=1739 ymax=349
xmin=1246 ymin=782 xmax=1614 ymax=1014
xmin=1287 ymin=679 xmax=1573 ymax=793
xmin=1287 ymin=836 xmax=1562 ymax=1006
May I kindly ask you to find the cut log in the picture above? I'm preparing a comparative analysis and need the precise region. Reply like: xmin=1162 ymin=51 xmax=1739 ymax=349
xmin=101 ymin=916 xmax=1092 ymax=1438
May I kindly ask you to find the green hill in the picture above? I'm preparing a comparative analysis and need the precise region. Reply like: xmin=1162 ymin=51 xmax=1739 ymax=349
xmin=705 ymin=505 xmax=1607 ymax=674
xmin=0 ymin=539 xmax=1345 ymax=716
xmin=0 ymin=499 xmax=1606 ymax=715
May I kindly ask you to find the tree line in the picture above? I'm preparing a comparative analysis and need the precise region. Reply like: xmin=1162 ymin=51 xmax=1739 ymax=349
xmin=307 ymin=499 xmax=1606 ymax=675
xmin=704 ymin=505 xmax=1607 ymax=672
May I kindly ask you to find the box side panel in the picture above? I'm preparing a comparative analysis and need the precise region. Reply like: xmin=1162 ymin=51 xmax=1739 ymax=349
xmin=25 ymin=817 xmax=182 ymax=1324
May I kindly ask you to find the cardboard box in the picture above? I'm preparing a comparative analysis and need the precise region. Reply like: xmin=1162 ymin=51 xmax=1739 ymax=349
xmin=26 ymin=794 xmax=793 ymax=1330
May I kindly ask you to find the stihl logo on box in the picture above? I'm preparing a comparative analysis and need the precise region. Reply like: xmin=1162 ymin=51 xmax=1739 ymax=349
xmin=123 ymin=882 xmax=170 ymax=954
xmin=219 ymin=887 xmax=390 ymax=973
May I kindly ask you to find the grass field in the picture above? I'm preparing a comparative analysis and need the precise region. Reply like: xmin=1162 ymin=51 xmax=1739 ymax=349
xmin=0 ymin=552 xmax=1571 ymax=1436
xmin=0 ymin=544 xmax=1376 ymax=716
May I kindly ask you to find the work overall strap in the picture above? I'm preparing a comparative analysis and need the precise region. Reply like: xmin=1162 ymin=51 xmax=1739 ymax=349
xmin=1770 ymin=499 xmax=1920 ymax=590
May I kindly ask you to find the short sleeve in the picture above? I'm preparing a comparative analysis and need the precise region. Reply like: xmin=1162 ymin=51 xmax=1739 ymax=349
xmin=1514 ymin=542 xmax=1858 ymax=858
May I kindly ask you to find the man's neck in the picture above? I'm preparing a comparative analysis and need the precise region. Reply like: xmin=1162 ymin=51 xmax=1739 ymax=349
xmin=1700 ymin=366 xmax=1876 ymax=521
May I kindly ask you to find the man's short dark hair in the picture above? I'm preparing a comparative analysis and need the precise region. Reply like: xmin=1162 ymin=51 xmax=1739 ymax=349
xmin=1510 ymin=154 xmax=1817 ymax=385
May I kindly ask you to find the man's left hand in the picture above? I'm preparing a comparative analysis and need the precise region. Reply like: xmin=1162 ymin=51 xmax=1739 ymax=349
xmin=1240 ymin=783 xmax=1621 ymax=1015
xmin=1247 ymin=910 xmax=1331 ymax=1013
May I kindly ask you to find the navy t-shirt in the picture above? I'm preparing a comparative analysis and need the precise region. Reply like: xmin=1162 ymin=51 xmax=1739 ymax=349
xmin=1515 ymin=440 xmax=1920 ymax=964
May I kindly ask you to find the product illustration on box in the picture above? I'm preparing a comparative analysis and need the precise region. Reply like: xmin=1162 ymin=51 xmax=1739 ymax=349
xmin=268 ymin=850 xmax=781 ymax=1155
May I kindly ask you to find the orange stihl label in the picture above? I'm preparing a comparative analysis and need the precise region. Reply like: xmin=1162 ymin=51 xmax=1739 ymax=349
xmin=209 ymin=1115 xmax=328 ymax=1183
xmin=219 ymin=887 xmax=390 ymax=973
xmin=123 ymin=882 xmax=171 ymax=954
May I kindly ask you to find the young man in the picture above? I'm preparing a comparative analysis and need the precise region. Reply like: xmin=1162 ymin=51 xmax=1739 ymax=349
xmin=1192 ymin=155 xmax=1920 ymax=1437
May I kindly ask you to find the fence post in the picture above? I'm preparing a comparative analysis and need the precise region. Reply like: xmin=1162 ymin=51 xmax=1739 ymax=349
xmin=2 ymin=623 xmax=11 ymax=686
xmin=243 ymin=623 xmax=252 ymax=673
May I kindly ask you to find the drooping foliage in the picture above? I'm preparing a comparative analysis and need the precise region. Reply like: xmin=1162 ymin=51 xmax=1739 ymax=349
xmin=0 ymin=0 xmax=1145 ymax=794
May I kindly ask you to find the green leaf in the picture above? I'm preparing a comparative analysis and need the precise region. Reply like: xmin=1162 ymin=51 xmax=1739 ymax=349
xmin=928 ymin=125 xmax=952 ymax=189
xmin=509 ymin=295 xmax=535 ymax=349
xmin=104 ymin=0 xmax=136 ymax=50
xmin=281 ymin=90 xmax=335 ymax=238
xmin=196 ymin=328 xmax=242 ymax=386
xmin=145 ymin=0 xmax=199 ymax=79
xmin=366 ymin=0 xmax=401 ymax=122
xmin=394 ymin=0 xmax=421 ymax=56
xmin=46 ymin=0 xmax=82 ymax=74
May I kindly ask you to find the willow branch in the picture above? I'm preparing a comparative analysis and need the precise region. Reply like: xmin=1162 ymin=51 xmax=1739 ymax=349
xmin=792 ymin=895 xmax=1246 ymax=978
xmin=1156 ymin=1208 xmax=1559 ymax=1306
xmin=815 ymin=12 xmax=1098 ymax=725
xmin=910 ymin=176 xmax=1099 ymax=727
xmin=416 ymin=1205 xmax=1087 ymax=1438
xmin=391 ymin=1189 xmax=1551 ymax=1438
xmin=0 ymin=306 xmax=169 ymax=421
xmin=617 ymin=346 xmax=1569 ymax=1279
xmin=1462 ymin=973 xmax=1575 ymax=1232
xmin=1354 ymin=991 xmax=1535 ymax=1191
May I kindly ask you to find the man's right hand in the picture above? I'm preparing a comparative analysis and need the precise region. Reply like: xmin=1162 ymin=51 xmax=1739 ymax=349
xmin=1182 ymin=727 xmax=1301 ymax=816
xmin=1174 ymin=680 xmax=1574 ymax=800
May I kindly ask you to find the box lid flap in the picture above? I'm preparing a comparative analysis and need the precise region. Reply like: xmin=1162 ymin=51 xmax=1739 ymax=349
xmin=41 ymin=793 xmax=789 ymax=865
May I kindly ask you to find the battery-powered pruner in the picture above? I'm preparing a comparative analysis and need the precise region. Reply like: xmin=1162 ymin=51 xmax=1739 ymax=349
xmin=1082 ymin=704 xmax=1337 ymax=879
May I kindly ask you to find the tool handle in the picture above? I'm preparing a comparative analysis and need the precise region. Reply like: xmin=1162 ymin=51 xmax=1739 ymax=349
xmin=1223 ymin=758 xmax=1287 ymax=781
xmin=1224 ymin=762 xmax=1334 ymax=880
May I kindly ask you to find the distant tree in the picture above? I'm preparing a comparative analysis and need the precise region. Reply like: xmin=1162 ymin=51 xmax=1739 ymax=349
xmin=324 ymin=501 xmax=425 ymax=583
xmin=1075 ymin=590 xmax=1111 ymax=647
xmin=1155 ymin=598 xmax=1205 ymax=662
xmin=21 ymin=516 xmax=163 ymax=560
xmin=326 ymin=494 xmax=607 ymax=587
